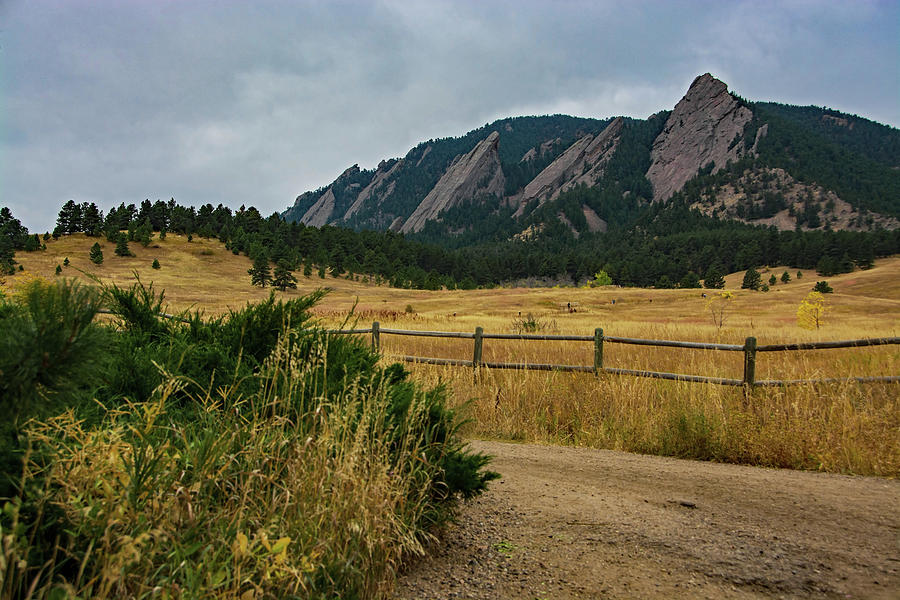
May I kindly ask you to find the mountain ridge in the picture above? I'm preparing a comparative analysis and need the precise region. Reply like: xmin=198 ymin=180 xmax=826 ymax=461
xmin=284 ymin=74 xmax=900 ymax=238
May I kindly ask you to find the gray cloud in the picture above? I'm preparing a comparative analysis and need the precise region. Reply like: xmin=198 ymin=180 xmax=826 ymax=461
xmin=1 ymin=0 xmax=897 ymax=232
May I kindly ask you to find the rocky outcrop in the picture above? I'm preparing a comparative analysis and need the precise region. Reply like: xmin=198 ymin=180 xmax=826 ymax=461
xmin=300 ymin=187 xmax=336 ymax=227
xmin=515 ymin=117 xmax=623 ymax=215
xmin=400 ymin=131 xmax=506 ymax=233
xmin=345 ymin=159 xmax=402 ymax=219
xmin=646 ymin=74 xmax=753 ymax=202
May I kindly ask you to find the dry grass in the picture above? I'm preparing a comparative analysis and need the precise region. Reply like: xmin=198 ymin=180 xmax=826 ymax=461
xmin=10 ymin=235 xmax=900 ymax=476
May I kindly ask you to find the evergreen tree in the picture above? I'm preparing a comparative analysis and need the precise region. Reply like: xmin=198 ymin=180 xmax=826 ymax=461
xmin=813 ymin=280 xmax=833 ymax=294
xmin=781 ymin=271 xmax=791 ymax=283
xmin=768 ymin=274 xmax=777 ymax=286
xmin=81 ymin=202 xmax=103 ymax=236
xmin=703 ymin=265 xmax=725 ymax=289
xmin=89 ymin=242 xmax=103 ymax=264
xmin=303 ymin=261 xmax=312 ymax=278
xmin=115 ymin=234 xmax=132 ymax=257
xmin=272 ymin=260 xmax=297 ymax=291
xmin=679 ymin=271 xmax=701 ymax=289
xmin=741 ymin=267 xmax=762 ymax=291
xmin=248 ymin=255 xmax=272 ymax=287
xmin=152 ymin=258 xmax=161 ymax=269
xmin=136 ymin=218 xmax=153 ymax=247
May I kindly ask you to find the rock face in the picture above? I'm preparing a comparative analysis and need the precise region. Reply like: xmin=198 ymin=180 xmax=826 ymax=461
xmin=300 ymin=187 xmax=336 ymax=227
xmin=516 ymin=117 xmax=623 ymax=214
xmin=646 ymin=74 xmax=753 ymax=202
xmin=400 ymin=131 xmax=505 ymax=233
xmin=345 ymin=159 xmax=402 ymax=220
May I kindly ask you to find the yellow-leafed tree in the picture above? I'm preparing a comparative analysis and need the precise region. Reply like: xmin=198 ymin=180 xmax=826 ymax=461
xmin=797 ymin=291 xmax=826 ymax=330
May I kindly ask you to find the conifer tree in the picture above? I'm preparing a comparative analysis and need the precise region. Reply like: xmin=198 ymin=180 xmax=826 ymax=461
xmin=248 ymin=254 xmax=271 ymax=287
xmin=703 ymin=265 xmax=725 ymax=289
xmin=741 ymin=267 xmax=761 ymax=291
xmin=152 ymin=258 xmax=161 ymax=269
xmin=115 ymin=234 xmax=132 ymax=257
xmin=89 ymin=242 xmax=103 ymax=264
xmin=272 ymin=260 xmax=297 ymax=291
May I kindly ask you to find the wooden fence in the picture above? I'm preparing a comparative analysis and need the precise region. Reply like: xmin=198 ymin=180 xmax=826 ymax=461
xmin=330 ymin=322 xmax=900 ymax=388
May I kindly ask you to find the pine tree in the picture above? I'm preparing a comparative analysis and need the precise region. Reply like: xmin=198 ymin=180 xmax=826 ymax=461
xmin=768 ymin=274 xmax=777 ymax=286
xmin=741 ymin=267 xmax=761 ymax=291
xmin=781 ymin=271 xmax=791 ymax=283
xmin=89 ymin=242 xmax=103 ymax=264
xmin=272 ymin=260 xmax=297 ymax=291
xmin=248 ymin=255 xmax=271 ymax=287
xmin=115 ymin=234 xmax=132 ymax=257
xmin=152 ymin=258 xmax=161 ymax=269
xmin=703 ymin=265 xmax=725 ymax=289
xmin=303 ymin=261 xmax=312 ymax=278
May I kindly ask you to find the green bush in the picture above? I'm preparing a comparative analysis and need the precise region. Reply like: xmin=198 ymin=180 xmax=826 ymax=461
xmin=1 ymin=279 xmax=496 ymax=597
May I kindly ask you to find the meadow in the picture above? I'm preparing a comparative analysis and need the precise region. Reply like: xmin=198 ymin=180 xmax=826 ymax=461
xmin=9 ymin=233 xmax=900 ymax=476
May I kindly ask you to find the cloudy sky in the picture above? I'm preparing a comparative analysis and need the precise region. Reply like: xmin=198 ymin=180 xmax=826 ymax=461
xmin=1 ymin=0 xmax=897 ymax=232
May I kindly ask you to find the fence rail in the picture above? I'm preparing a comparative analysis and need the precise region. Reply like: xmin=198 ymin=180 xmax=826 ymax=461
xmin=333 ymin=322 xmax=900 ymax=388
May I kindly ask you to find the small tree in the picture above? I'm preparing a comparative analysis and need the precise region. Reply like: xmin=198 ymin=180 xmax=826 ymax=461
xmin=89 ymin=242 xmax=103 ymax=264
xmin=272 ymin=260 xmax=297 ymax=291
xmin=679 ymin=271 xmax=701 ymax=289
xmin=248 ymin=255 xmax=271 ymax=287
xmin=589 ymin=270 xmax=613 ymax=287
xmin=152 ymin=258 xmax=161 ymax=270
xmin=705 ymin=290 xmax=733 ymax=332
xmin=303 ymin=261 xmax=312 ymax=278
xmin=781 ymin=271 xmax=791 ymax=283
xmin=318 ymin=265 xmax=326 ymax=279
xmin=796 ymin=270 xmax=803 ymax=279
xmin=63 ymin=257 xmax=70 ymax=267
xmin=741 ymin=267 xmax=761 ymax=291
xmin=55 ymin=264 xmax=62 ymax=276
xmin=768 ymin=274 xmax=777 ymax=286
xmin=703 ymin=266 xmax=725 ymax=289
xmin=813 ymin=280 xmax=833 ymax=294
xmin=115 ymin=234 xmax=132 ymax=257
xmin=797 ymin=291 xmax=826 ymax=330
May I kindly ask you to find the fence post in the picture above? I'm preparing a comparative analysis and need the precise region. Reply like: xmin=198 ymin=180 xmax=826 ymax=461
xmin=743 ymin=336 xmax=757 ymax=388
xmin=594 ymin=328 xmax=604 ymax=375
xmin=372 ymin=321 xmax=380 ymax=352
xmin=473 ymin=326 xmax=484 ymax=382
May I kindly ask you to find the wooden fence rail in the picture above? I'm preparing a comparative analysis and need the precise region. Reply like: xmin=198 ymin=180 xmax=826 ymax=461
xmin=98 ymin=309 xmax=899 ymax=388
xmin=330 ymin=322 xmax=900 ymax=388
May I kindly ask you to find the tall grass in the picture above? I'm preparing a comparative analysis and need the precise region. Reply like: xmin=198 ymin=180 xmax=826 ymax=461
xmin=0 ymin=279 xmax=496 ymax=598
xmin=365 ymin=315 xmax=899 ymax=476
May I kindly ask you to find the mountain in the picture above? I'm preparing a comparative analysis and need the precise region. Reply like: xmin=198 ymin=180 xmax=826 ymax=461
xmin=284 ymin=74 xmax=900 ymax=239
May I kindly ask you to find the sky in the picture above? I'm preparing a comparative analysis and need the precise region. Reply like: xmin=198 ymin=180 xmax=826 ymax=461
xmin=1 ymin=0 xmax=898 ymax=233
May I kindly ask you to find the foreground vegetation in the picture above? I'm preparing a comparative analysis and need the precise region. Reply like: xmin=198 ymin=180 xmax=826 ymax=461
xmin=0 ymin=277 xmax=496 ymax=598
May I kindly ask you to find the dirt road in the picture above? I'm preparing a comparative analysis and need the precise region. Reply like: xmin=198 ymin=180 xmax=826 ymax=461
xmin=395 ymin=441 xmax=899 ymax=599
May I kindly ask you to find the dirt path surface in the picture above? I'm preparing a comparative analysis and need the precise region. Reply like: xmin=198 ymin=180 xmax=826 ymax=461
xmin=395 ymin=441 xmax=899 ymax=599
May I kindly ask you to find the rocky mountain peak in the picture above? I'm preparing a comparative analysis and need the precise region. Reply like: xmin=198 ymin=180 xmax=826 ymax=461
xmin=399 ymin=131 xmax=505 ymax=233
xmin=646 ymin=73 xmax=754 ymax=202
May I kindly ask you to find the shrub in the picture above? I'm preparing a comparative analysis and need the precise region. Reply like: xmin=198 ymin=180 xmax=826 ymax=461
xmin=813 ymin=280 xmax=833 ymax=294
xmin=1 ymin=280 xmax=496 ymax=598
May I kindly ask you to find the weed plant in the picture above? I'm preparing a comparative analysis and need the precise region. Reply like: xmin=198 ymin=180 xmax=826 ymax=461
xmin=0 ymin=278 xmax=496 ymax=598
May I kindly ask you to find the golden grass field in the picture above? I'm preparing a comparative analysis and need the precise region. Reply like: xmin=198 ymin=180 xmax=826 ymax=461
xmin=8 ymin=233 xmax=900 ymax=475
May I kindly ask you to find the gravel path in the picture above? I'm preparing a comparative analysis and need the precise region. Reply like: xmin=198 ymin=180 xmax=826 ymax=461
xmin=395 ymin=440 xmax=900 ymax=599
